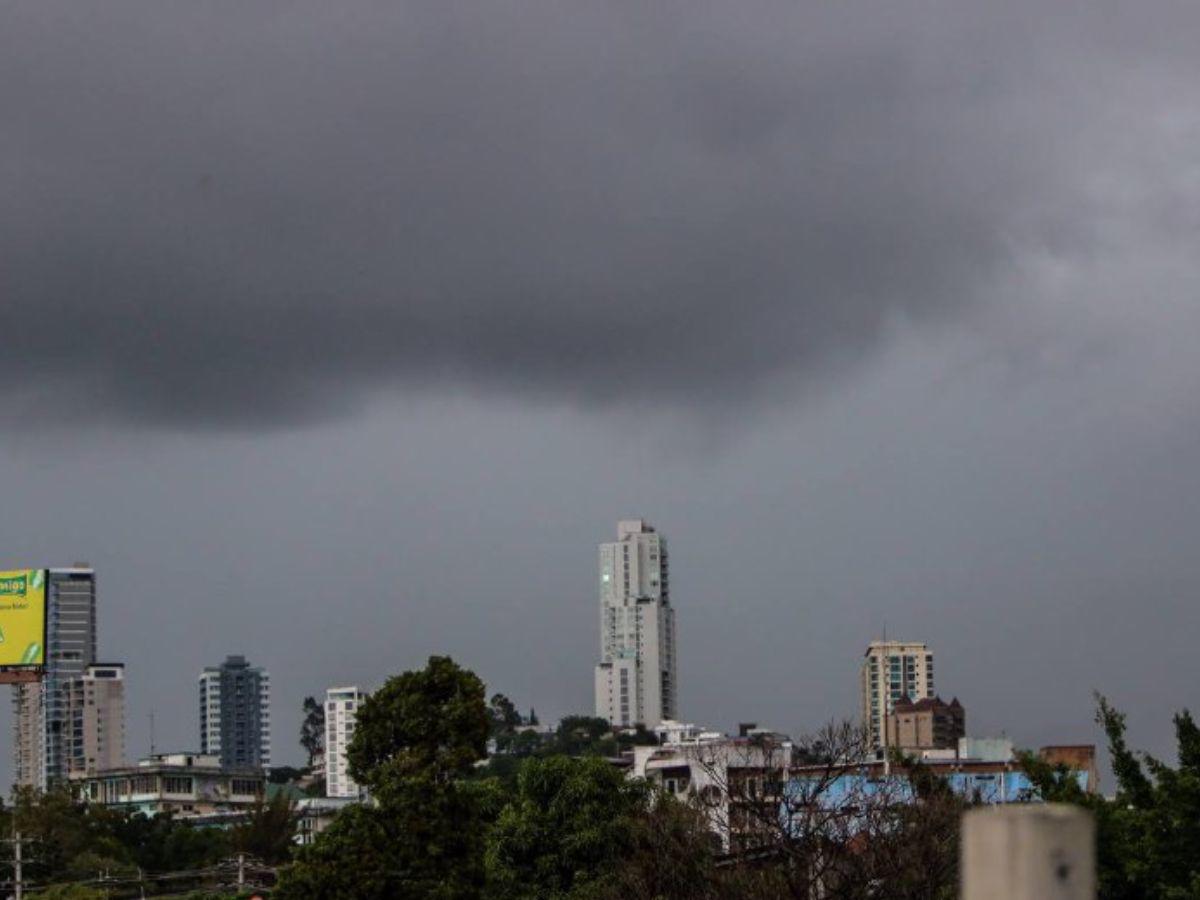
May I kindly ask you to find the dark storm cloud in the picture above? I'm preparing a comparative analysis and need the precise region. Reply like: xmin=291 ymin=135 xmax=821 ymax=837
xmin=2 ymin=2 xmax=1196 ymax=424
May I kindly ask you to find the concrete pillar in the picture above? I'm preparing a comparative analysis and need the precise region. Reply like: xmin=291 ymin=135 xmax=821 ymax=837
xmin=961 ymin=804 xmax=1095 ymax=900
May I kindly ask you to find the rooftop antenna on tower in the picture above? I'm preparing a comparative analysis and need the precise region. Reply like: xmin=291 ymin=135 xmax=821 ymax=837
xmin=149 ymin=711 xmax=156 ymax=757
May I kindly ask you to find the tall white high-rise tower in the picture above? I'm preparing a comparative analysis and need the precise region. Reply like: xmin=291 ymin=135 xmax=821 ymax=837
xmin=594 ymin=519 xmax=677 ymax=728
xmin=325 ymin=685 xmax=368 ymax=799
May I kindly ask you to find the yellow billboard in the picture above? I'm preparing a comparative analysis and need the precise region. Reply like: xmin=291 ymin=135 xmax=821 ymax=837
xmin=0 ymin=569 xmax=46 ymax=668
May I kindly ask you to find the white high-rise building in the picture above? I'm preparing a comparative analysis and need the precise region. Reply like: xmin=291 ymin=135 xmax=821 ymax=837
xmin=325 ymin=686 xmax=367 ymax=799
xmin=594 ymin=519 xmax=677 ymax=728
xmin=861 ymin=640 xmax=934 ymax=750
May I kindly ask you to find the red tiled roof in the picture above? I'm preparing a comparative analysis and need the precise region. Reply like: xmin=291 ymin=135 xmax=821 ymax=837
xmin=892 ymin=695 xmax=962 ymax=713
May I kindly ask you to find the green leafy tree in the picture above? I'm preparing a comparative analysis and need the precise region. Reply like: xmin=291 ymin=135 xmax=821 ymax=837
xmin=302 ymin=776 xmax=327 ymax=797
xmin=508 ymin=729 xmax=545 ymax=756
xmin=1021 ymin=693 xmax=1200 ymax=900
xmin=271 ymin=804 xmax=399 ymax=899
xmin=10 ymin=787 xmax=133 ymax=885
xmin=489 ymin=693 xmax=523 ymax=736
xmin=1094 ymin=697 xmax=1200 ymax=900
xmin=300 ymin=695 xmax=325 ymax=767
xmin=27 ymin=886 xmax=110 ymax=900
xmin=270 ymin=765 xmax=306 ymax=785
xmin=489 ymin=693 xmax=529 ymax=755
xmin=615 ymin=725 xmax=659 ymax=749
xmin=231 ymin=792 xmax=298 ymax=864
xmin=552 ymin=716 xmax=616 ymax=757
xmin=570 ymin=792 xmax=724 ymax=900
xmin=348 ymin=655 xmax=489 ymax=795
xmin=474 ymin=752 xmax=525 ymax=790
xmin=485 ymin=755 xmax=650 ymax=899
xmin=276 ymin=655 xmax=494 ymax=900
xmin=108 ymin=810 xmax=231 ymax=873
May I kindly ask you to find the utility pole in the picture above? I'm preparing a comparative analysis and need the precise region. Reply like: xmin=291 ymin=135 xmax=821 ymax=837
xmin=237 ymin=852 xmax=246 ymax=888
xmin=1 ymin=829 xmax=34 ymax=900
xmin=13 ymin=830 xmax=22 ymax=900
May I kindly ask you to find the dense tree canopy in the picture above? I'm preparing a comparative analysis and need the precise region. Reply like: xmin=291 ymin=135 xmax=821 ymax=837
xmin=1022 ymin=694 xmax=1200 ymax=900
xmin=488 ymin=693 xmax=523 ymax=736
xmin=0 ymin=788 xmax=238 ymax=896
xmin=299 ymin=695 xmax=325 ymax=766
xmin=230 ymin=792 xmax=298 ymax=865
xmin=347 ymin=655 xmax=490 ymax=793
xmin=277 ymin=655 xmax=496 ymax=900
xmin=485 ymin=756 xmax=649 ymax=899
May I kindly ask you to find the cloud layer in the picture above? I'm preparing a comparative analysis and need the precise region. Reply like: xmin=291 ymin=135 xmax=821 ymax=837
xmin=3 ymin=2 xmax=1198 ymax=425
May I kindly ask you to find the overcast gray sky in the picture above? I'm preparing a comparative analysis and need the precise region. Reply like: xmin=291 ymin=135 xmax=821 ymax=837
xmin=3 ymin=1 xmax=1200 ymax=784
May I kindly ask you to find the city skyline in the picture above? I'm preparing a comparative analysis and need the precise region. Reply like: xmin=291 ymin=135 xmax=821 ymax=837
xmin=4 ymin=0 xmax=1200 ymax=789
xmin=0 ymin=541 xmax=1114 ymax=787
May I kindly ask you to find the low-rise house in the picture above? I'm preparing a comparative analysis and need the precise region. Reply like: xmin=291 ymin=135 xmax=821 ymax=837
xmin=787 ymin=741 xmax=1096 ymax=815
xmin=652 ymin=719 xmax=725 ymax=745
xmin=295 ymin=796 xmax=358 ymax=845
xmin=632 ymin=727 xmax=794 ymax=851
xmin=72 ymin=752 xmax=265 ymax=819
xmin=633 ymin=731 xmax=1096 ymax=854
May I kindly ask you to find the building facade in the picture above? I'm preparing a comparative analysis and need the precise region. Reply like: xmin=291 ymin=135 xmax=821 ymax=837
xmin=65 ymin=663 xmax=126 ymax=777
xmin=634 ymin=733 xmax=1096 ymax=854
xmin=199 ymin=655 xmax=271 ymax=770
xmin=788 ymin=741 xmax=1097 ymax=813
xmin=884 ymin=695 xmax=964 ymax=753
xmin=13 ymin=567 xmax=99 ymax=789
xmin=324 ymin=685 xmax=366 ymax=799
xmin=861 ymin=640 xmax=934 ymax=750
xmin=73 ymin=752 xmax=265 ymax=819
xmin=632 ymin=729 xmax=794 ymax=852
xmin=295 ymin=796 xmax=357 ymax=846
xmin=13 ymin=685 xmax=42 ymax=788
xmin=594 ymin=520 xmax=677 ymax=728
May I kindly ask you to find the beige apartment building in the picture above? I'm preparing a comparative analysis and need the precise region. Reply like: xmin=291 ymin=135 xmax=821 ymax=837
xmin=66 ymin=663 xmax=126 ymax=777
xmin=884 ymin=695 xmax=965 ymax=752
xmin=13 ymin=682 xmax=44 ymax=787
xmin=861 ymin=640 xmax=934 ymax=750
xmin=16 ymin=662 xmax=126 ymax=786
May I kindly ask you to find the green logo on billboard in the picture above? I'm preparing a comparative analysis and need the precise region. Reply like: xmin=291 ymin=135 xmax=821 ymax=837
xmin=0 ymin=575 xmax=27 ymax=596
